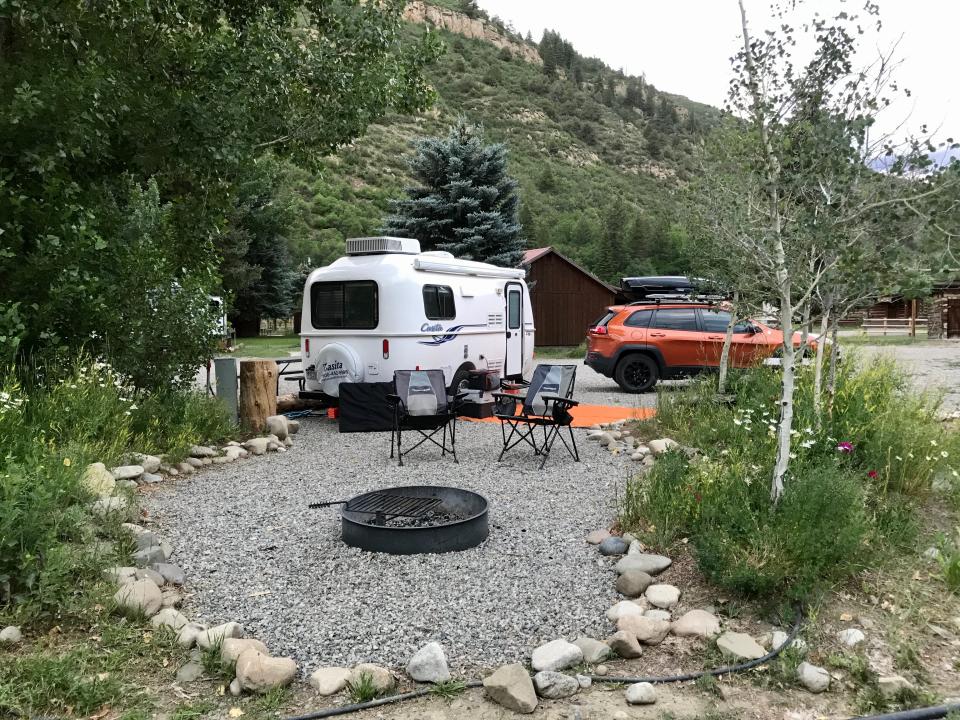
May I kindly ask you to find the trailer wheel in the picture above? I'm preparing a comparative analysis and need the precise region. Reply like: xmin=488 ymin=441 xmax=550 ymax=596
xmin=450 ymin=364 xmax=474 ymax=395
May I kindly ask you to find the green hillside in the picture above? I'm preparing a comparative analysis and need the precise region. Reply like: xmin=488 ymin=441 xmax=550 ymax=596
xmin=286 ymin=4 xmax=719 ymax=283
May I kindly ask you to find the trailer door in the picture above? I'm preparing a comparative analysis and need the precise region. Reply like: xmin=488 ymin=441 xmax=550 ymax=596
xmin=505 ymin=282 xmax=524 ymax=377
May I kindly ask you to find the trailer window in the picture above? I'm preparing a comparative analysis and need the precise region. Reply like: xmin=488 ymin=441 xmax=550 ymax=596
xmin=310 ymin=281 xmax=378 ymax=329
xmin=422 ymin=285 xmax=456 ymax=320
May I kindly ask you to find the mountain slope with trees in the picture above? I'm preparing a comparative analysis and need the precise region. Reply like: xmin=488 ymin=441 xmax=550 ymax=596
xmin=286 ymin=1 xmax=720 ymax=284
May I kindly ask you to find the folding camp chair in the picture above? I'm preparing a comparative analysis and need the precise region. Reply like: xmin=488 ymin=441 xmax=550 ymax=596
xmin=387 ymin=370 xmax=462 ymax=467
xmin=492 ymin=364 xmax=580 ymax=468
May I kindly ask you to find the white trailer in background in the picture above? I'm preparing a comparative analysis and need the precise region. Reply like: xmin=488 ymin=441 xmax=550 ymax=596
xmin=299 ymin=237 xmax=535 ymax=400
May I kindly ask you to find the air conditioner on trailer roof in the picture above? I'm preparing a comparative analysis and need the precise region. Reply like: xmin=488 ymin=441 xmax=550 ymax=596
xmin=345 ymin=237 xmax=421 ymax=255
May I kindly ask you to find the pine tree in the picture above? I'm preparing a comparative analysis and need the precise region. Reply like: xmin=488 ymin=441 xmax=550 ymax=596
xmin=382 ymin=119 xmax=524 ymax=267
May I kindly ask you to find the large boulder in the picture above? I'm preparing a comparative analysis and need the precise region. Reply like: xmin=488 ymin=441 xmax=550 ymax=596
xmin=606 ymin=600 xmax=644 ymax=622
xmin=598 ymin=536 xmax=629 ymax=556
xmin=483 ymin=664 xmax=538 ymax=714
xmin=838 ymin=628 xmax=866 ymax=647
xmin=647 ymin=438 xmax=679 ymax=456
xmin=189 ymin=445 xmax=216 ymax=458
xmin=607 ymin=630 xmax=642 ymax=659
xmin=533 ymin=671 xmax=579 ymax=699
xmin=265 ymin=415 xmax=289 ymax=441
xmin=625 ymin=682 xmax=657 ymax=704
xmin=406 ymin=641 xmax=450 ymax=683
xmin=310 ymin=667 xmax=351 ymax=696
xmin=0 ymin=626 xmax=23 ymax=644
xmin=150 ymin=608 xmax=189 ymax=631
xmin=129 ymin=453 xmax=162 ymax=474
xmin=797 ymin=662 xmax=830 ymax=693
xmin=151 ymin=563 xmax=186 ymax=586
xmin=716 ymin=631 xmax=766 ymax=660
xmin=90 ymin=495 xmax=130 ymax=519
xmin=113 ymin=578 xmax=162 ymax=617
xmin=235 ymin=649 xmax=297 ymax=694
xmin=349 ymin=664 xmax=395 ymax=694
xmin=103 ymin=566 xmax=138 ymax=585
xmin=111 ymin=464 xmax=144 ymax=481
xmin=617 ymin=615 xmax=671 ymax=645
xmin=878 ymin=675 xmax=915 ymax=698
xmin=244 ymin=437 xmax=270 ymax=456
xmin=616 ymin=569 xmax=653 ymax=597
xmin=82 ymin=462 xmax=116 ymax=497
xmin=176 ymin=622 xmax=208 ymax=649
xmin=615 ymin=553 xmax=672 ymax=576
xmin=671 ymin=610 xmax=721 ymax=639
xmin=573 ymin=636 xmax=612 ymax=664
xmin=531 ymin=639 xmax=582 ymax=672
xmin=196 ymin=621 xmax=245 ymax=649
xmin=222 ymin=638 xmax=270 ymax=664
xmin=645 ymin=584 xmax=681 ymax=609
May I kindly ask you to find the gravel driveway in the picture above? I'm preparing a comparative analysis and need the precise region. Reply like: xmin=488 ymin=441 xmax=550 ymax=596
xmin=147 ymin=363 xmax=655 ymax=671
xmin=856 ymin=341 xmax=960 ymax=412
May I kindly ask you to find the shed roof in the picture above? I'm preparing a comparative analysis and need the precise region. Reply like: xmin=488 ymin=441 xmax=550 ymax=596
xmin=520 ymin=246 xmax=618 ymax=293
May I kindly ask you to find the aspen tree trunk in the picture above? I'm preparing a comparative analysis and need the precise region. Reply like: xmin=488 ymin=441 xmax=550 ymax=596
xmin=738 ymin=0 xmax=794 ymax=504
xmin=827 ymin=317 xmax=840 ymax=416
xmin=717 ymin=290 xmax=739 ymax=395
xmin=812 ymin=305 xmax=831 ymax=428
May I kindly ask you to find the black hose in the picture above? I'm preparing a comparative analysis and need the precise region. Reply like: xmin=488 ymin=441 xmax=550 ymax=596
xmin=587 ymin=604 xmax=804 ymax=685
xmin=286 ymin=608 xmax=803 ymax=720
xmin=849 ymin=704 xmax=960 ymax=720
xmin=286 ymin=681 xmax=484 ymax=720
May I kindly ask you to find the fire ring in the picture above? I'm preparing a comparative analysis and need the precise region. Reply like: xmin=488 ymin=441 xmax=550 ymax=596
xmin=312 ymin=485 xmax=489 ymax=554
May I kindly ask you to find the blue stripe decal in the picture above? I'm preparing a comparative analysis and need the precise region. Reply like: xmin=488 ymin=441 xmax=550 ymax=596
xmin=417 ymin=324 xmax=487 ymax=345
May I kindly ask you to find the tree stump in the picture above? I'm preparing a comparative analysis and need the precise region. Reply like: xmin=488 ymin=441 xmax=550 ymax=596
xmin=239 ymin=359 xmax=278 ymax=432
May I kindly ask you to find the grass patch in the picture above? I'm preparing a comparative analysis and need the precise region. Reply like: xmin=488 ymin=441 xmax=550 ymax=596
xmin=534 ymin=344 xmax=585 ymax=359
xmin=229 ymin=335 xmax=299 ymax=358
xmin=251 ymin=686 xmax=289 ymax=714
xmin=840 ymin=334 xmax=934 ymax=346
xmin=200 ymin=638 xmax=234 ymax=681
xmin=937 ymin=528 xmax=960 ymax=592
xmin=429 ymin=679 xmax=467 ymax=699
xmin=346 ymin=671 xmax=379 ymax=703
xmin=171 ymin=700 xmax=216 ymax=720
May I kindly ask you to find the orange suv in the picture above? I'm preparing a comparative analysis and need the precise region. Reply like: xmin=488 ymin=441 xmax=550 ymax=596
xmin=585 ymin=301 xmax=814 ymax=393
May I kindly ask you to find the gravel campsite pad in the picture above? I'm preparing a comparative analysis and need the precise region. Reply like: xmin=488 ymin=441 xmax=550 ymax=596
xmin=147 ymin=365 xmax=655 ymax=670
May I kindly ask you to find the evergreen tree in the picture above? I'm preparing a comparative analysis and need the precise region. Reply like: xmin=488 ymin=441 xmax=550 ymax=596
xmin=382 ymin=119 xmax=524 ymax=267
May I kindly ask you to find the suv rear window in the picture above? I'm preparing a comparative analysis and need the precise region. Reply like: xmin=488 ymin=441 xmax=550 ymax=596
xmin=624 ymin=310 xmax=653 ymax=327
xmin=591 ymin=310 xmax=616 ymax=329
xmin=423 ymin=285 xmax=456 ymax=320
xmin=311 ymin=281 xmax=378 ymax=329
xmin=651 ymin=308 xmax=699 ymax=331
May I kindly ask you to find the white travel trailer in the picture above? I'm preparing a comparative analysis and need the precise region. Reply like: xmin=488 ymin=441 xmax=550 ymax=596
xmin=299 ymin=237 xmax=535 ymax=400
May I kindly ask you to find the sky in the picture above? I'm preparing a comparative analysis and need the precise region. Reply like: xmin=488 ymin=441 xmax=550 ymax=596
xmin=476 ymin=0 xmax=958 ymax=146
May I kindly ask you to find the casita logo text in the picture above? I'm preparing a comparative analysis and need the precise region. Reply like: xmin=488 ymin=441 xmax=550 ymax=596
xmin=421 ymin=323 xmax=443 ymax=332
xmin=322 ymin=360 xmax=343 ymax=372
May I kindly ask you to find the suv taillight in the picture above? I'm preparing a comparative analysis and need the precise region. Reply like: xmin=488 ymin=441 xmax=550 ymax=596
xmin=591 ymin=325 xmax=608 ymax=335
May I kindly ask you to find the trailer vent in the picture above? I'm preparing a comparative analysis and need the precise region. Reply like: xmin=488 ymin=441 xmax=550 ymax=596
xmin=345 ymin=237 xmax=422 ymax=256
xmin=487 ymin=313 xmax=504 ymax=327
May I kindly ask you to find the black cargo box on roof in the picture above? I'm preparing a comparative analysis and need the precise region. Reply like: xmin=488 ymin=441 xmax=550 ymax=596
xmin=620 ymin=276 xmax=697 ymax=298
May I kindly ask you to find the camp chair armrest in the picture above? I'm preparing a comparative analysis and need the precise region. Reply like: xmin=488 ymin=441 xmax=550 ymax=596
xmin=386 ymin=394 xmax=402 ymax=406
xmin=491 ymin=391 xmax=526 ymax=401
xmin=540 ymin=394 xmax=579 ymax=407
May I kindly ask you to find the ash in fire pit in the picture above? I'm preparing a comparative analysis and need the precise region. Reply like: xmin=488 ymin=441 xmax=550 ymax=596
xmin=313 ymin=485 xmax=489 ymax=554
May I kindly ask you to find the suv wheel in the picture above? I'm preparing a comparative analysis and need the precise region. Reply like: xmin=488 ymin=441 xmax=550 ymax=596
xmin=614 ymin=353 xmax=659 ymax=393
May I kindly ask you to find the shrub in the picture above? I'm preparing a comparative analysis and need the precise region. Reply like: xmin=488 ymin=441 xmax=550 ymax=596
xmin=621 ymin=356 xmax=959 ymax=600
xmin=0 ymin=356 xmax=236 ymax=615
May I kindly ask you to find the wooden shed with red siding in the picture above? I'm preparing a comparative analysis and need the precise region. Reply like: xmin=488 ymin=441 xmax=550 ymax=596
xmin=521 ymin=247 xmax=618 ymax=347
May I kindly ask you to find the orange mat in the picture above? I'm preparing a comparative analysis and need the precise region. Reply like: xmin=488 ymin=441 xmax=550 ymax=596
xmin=464 ymin=403 xmax=655 ymax=427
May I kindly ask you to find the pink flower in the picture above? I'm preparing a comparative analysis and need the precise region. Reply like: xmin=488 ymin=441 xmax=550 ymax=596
xmin=836 ymin=442 xmax=854 ymax=454
xmin=867 ymin=470 xmax=878 ymax=479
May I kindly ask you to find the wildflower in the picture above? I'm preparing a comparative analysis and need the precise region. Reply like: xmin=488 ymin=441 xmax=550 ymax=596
xmin=908 ymin=452 xmax=914 ymax=459
xmin=733 ymin=418 xmax=743 ymax=426
xmin=867 ymin=470 xmax=878 ymax=479
xmin=930 ymin=439 xmax=938 ymax=446
xmin=720 ymin=449 xmax=730 ymax=456
xmin=895 ymin=456 xmax=903 ymax=461
xmin=804 ymin=427 xmax=814 ymax=434
xmin=925 ymin=456 xmax=931 ymax=461
xmin=63 ymin=458 xmax=72 ymax=467
xmin=953 ymin=470 xmax=959 ymax=478
xmin=941 ymin=451 xmax=949 ymax=458
xmin=836 ymin=441 xmax=854 ymax=454
xmin=130 ymin=404 xmax=138 ymax=411
xmin=801 ymin=439 xmax=815 ymax=449
xmin=789 ymin=452 xmax=797 ymax=459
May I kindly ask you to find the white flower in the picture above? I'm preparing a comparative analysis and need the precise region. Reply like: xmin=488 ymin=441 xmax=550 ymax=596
xmin=733 ymin=419 xmax=743 ymax=426
xmin=895 ymin=455 xmax=903 ymax=461
xmin=908 ymin=452 xmax=914 ymax=459
xmin=941 ymin=451 xmax=949 ymax=458
xmin=953 ymin=470 xmax=959 ymax=478
xmin=801 ymin=440 xmax=815 ymax=448
xmin=925 ymin=456 xmax=931 ymax=461
xmin=751 ymin=464 xmax=760 ymax=472
xmin=930 ymin=439 xmax=938 ymax=446
xmin=804 ymin=427 xmax=814 ymax=434
xmin=721 ymin=449 xmax=730 ymax=456
xmin=789 ymin=452 xmax=797 ymax=459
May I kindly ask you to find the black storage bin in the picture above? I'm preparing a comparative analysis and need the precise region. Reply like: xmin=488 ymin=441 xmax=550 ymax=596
xmin=338 ymin=381 xmax=396 ymax=433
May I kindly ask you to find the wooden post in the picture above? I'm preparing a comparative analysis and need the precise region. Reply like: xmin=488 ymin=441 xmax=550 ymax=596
xmin=910 ymin=298 xmax=917 ymax=337
xmin=239 ymin=359 xmax=278 ymax=432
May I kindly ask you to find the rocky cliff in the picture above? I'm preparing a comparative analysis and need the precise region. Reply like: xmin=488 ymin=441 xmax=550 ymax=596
xmin=403 ymin=1 xmax=542 ymax=65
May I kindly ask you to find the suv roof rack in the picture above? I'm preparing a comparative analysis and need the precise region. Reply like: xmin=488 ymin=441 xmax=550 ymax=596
xmin=627 ymin=294 xmax=727 ymax=305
